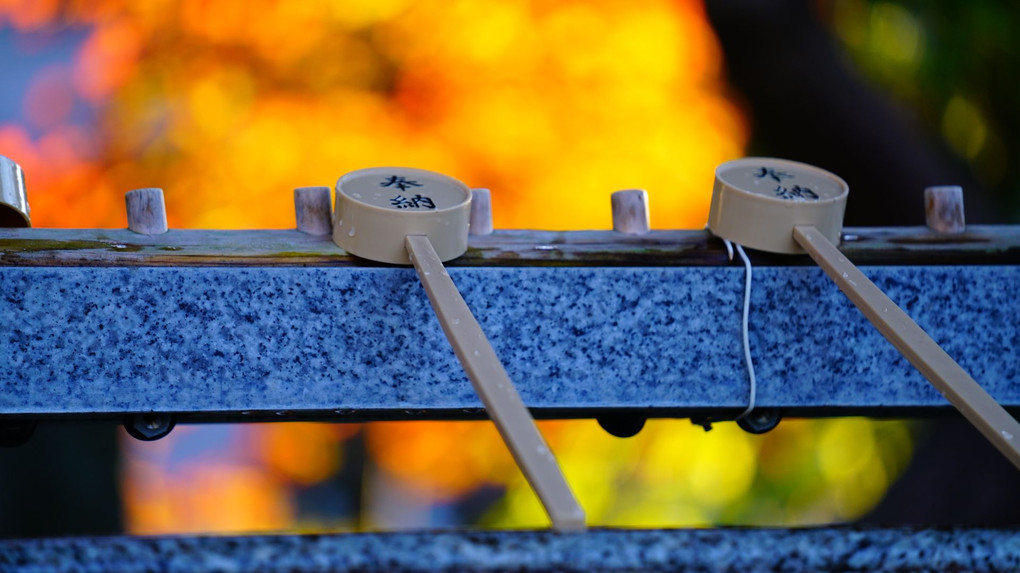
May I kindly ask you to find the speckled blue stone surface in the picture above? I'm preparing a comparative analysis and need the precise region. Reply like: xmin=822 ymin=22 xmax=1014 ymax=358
xmin=2 ymin=527 xmax=1018 ymax=572
xmin=1 ymin=265 xmax=1018 ymax=415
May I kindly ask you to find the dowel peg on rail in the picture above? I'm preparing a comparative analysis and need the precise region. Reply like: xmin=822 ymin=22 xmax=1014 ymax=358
xmin=294 ymin=186 xmax=333 ymax=235
xmin=469 ymin=188 xmax=493 ymax=236
xmin=0 ymin=154 xmax=30 ymax=227
xmin=611 ymin=189 xmax=650 ymax=235
xmin=925 ymin=185 xmax=965 ymax=234
xmin=125 ymin=188 xmax=168 ymax=235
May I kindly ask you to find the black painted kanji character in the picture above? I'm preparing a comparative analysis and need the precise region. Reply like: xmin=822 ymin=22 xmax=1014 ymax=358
xmin=773 ymin=184 xmax=820 ymax=201
xmin=389 ymin=194 xmax=437 ymax=209
xmin=412 ymin=194 xmax=436 ymax=209
xmin=380 ymin=176 xmax=424 ymax=191
xmin=755 ymin=167 xmax=793 ymax=183
xmin=790 ymin=185 xmax=819 ymax=200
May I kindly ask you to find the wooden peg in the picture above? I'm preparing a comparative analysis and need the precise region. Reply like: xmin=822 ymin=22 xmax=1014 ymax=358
xmin=469 ymin=188 xmax=493 ymax=236
xmin=925 ymin=186 xmax=965 ymax=234
xmin=611 ymin=189 xmax=650 ymax=235
xmin=125 ymin=188 xmax=168 ymax=235
xmin=294 ymin=186 xmax=332 ymax=235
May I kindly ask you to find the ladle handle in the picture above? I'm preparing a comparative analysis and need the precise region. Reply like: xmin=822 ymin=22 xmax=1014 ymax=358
xmin=793 ymin=225 xmax=1020 ymax=470
xmin=404 ymin=234 xmax=586 ymax=531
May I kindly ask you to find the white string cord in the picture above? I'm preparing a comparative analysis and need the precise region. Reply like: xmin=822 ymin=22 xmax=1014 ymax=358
xmin=722 ymin=239 xmax=756 ymax=421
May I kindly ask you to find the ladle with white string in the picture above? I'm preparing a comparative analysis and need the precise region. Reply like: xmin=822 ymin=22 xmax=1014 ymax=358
xmin=707 ymin=157 xmax=1020 ymax=470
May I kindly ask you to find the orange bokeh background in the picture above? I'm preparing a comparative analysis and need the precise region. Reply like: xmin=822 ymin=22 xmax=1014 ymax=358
xmin=0 ymin=0 xmax=912 ymax=533
xmin=1 ymin=0 xmax=745 ymax=231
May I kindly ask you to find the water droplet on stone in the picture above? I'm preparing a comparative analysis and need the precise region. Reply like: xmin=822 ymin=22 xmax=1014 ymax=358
xmin=1002 ymin=430 xmax=1014 ymax=441
xmin=348 ymin=227 xmax=356 ymax=237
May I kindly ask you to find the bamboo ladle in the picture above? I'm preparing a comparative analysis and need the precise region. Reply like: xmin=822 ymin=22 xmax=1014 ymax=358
xmin=333 ymin=167 xmax=585 ymax=531
xmin=708 ymin=157 xmax=1020 ymax=470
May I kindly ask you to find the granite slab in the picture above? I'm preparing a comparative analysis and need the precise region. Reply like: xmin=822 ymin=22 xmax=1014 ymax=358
xmin=2 ymin=527 xmax=1018 ymax=572
xmin=2 ymin=264 xmax=1017 ymax=418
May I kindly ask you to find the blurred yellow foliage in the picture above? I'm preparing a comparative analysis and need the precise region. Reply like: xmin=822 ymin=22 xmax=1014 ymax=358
xmin=481 ymin=418 xmax=911 ymax=528
xmin=0 ymin=0 xmax=913 ymax=534
xmin=1 ymin=0 xmax=745 ymax=231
